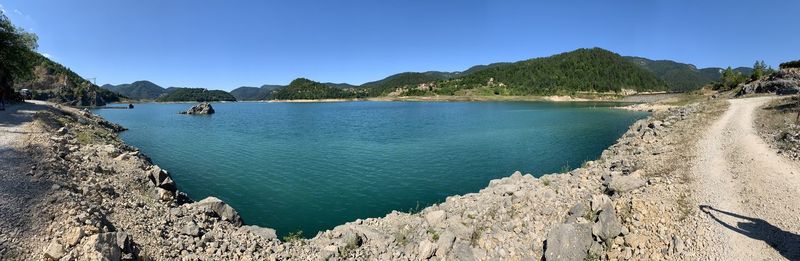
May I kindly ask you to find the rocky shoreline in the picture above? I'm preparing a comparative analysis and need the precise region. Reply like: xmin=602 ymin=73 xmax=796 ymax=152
xmin=2 ymin=97 xmax=727 ymax=260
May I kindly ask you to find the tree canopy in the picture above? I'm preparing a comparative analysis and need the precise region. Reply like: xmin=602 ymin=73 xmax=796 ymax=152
xmin=0 ymin=12 xmax=38 ymax=99
xmin=780 ymin=60 xmax=800 ymax=69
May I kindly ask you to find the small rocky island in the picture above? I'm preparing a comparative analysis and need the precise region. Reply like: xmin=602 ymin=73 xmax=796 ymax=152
xmin=179 ymin=102 xmax=215 ymax=115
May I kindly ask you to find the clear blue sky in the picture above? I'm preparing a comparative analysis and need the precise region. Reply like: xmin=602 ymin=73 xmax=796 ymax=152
xmin=1 ymin=0 xmax=798 ymax=91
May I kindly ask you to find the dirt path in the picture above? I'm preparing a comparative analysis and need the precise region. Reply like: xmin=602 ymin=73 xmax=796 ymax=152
xmin=0 ymin=101 xmax=57 ymax=258
xmin=692 ymin=96 xmax=800 ymax=260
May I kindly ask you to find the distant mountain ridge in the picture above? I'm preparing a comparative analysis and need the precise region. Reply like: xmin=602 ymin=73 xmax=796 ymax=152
xmin=625 ymin=56 xmax=753 ymax=92
xmin=425 ymin=48 xmax=668 ymax=96
xmin=107 ymin=47 xmax=755 ymax=101
xmin=101 ymin=80 xmax=166 ymax=100
xmin=230 ymin=85 xmax=283 ymax=101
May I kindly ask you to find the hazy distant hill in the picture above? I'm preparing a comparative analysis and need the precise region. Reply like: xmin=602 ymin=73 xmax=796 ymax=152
xmin=230 ymin=85 xmax=283 ymax=101
xmin=156 ymin=88 xmax=237 ymax=102
xmin=323 ymin=82 xmax=359 ymax=89
xmin=625 ymin=57 xmax=753 ymax=92
xmin=101 ymin=80 xmax=166 ymax=100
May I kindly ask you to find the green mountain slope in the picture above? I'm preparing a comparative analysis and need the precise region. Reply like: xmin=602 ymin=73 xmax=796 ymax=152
xmin=626 ymin=57 xmax=754 ymax=92
xmin=418 ymin=48 xmax=667 ymax=96
xmin=625 ymin=57 xmax=717 ymax=92
xmin=155 ymin=88 xmax=236 ymax=102
xmin=270 ymin=78 xmax=367 ymax=100
xmin=361 ymin=71 xmax=460 ymax=96
xmin=15 ymin=52 xmax=121 ymax=106
xmin=101 ymin=80 xmax=166 ymax=100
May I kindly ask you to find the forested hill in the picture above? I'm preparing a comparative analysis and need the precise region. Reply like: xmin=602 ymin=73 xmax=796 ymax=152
xmin=625 ymin=56 xmax=754 ymax=92
xmin=101 ymin=80 xmax=165 ymax=100
xmin=16 ymin=52 xmax=122 ymax=106
xmin=269 ymin=78 xmax=368 ymax=100
xmin=361 ymin=71 xmax=461 ymax=96
xmin=155 ymin=88 xmax=237 ymax=102
xmin=421 ymin=48 xmax=668 ymax=96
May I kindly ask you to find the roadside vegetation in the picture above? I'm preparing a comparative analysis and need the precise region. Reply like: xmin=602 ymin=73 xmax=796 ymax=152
xmin=756 ymin=96 xmax=800 ymax=160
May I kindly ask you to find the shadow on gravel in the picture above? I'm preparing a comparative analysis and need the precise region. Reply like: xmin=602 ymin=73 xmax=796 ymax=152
xmin=0 ymin=144 xmax=55 ymax=257
xmin=0 ymin=102 xmax=50 ymax=128
xmin=700 ymin=205 xmax=800 ymax=260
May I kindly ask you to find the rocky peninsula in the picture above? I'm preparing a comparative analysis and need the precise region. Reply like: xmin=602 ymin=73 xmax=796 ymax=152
xmin=1 ymin=93 xmax=798 ymax=260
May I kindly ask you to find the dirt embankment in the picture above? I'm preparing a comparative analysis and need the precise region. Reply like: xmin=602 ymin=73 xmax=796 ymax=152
xmin=3 ymin=96 xmax=797 ymax=260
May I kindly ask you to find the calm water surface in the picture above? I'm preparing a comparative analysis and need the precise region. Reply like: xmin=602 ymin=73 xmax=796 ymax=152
xmin=95 ymin=101 xmax=647 ymax=237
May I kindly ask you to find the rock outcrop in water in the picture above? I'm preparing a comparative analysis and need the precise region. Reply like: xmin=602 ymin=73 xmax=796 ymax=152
xmin=179 ymin=102 xmax=215 ymax=115
xmin=2 ymin=98 xmax=723 ymax=260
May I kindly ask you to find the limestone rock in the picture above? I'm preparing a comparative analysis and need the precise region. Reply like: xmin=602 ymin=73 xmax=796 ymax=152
xmin=434 ymin=230 xmax=456 ymax=257
xmin=44 ymin=240 xmax=65 ymax=260
xmin=188 ymin=197 xmax=243 ymax=226
xmin=63 ymin=227 xmax=84 ymax=247
xmin=240 ymin=225 xmax=277 ymax=241
xmin=182 ymin=221 xmax=201 ymax=237
xmin=567 ymin=201 xmax=589 ymax=223
xmin=544 ymin=223 xmax=592 ymax=261
xmin=450 ymin=242 xmax=476 ymax=261
xmin=153 ymin=187 xmax=174 ymax=202
xmin=79 ymin=232 xmax=135 ymax=261
xmin=592 ymin=195 xmax=623 ymax=241
xmin=606 ymin=170 xmax=646 ymax=193
xmin=425 ymin=210 xmax=446 ymax=227
xmin=418 ymin=240 xmax=437 ymax=260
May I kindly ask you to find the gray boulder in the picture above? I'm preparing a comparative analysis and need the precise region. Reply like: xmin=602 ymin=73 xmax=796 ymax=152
xmin=79 ymin=232 xmax=136 ymax=261
xmin=188 ymin=197 xmax=243 ymax=226
xmin=44 ymin=240 xmax=65 ymax=260
xmin=592 ymin=195 xmax=623 ymax=241
xmin=425 ymin=210 xmax=447 ymax=227
xmin=606 ymin=170 xmax=646 ymax=194
xmin=435 ymin=230 xmax=456 ymax=257
xmin=240 ymin=225 xmax=277 ymax=241
xmin=179 ymin=102 xmax=215 ymax=115
xmin=181 ymin=221 xmax=201 ymax=237
xmin=418 ymin=240 xmax=437 ymax=260
xmin=566 ymin=201 xmax=589 ymax=223
xmin=544 ymin=223 xmax=593 ymax=261
xmin=147 ymin=166 xmax=176 ymax=191
xmin=450 ymin=242 xmax=476 ymax=261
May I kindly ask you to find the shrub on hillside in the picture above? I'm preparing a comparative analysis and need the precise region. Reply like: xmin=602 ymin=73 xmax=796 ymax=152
xmin=780 ymin=60 xmax=800 ymax=69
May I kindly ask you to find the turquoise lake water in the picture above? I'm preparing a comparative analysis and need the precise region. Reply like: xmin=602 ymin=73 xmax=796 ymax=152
xmin=94 ymin=101 xmax=647 ymax=237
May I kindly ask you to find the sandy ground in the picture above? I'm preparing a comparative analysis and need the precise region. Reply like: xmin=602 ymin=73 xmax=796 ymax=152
xmin=691 ymin=96 xmax=800 ymax=260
